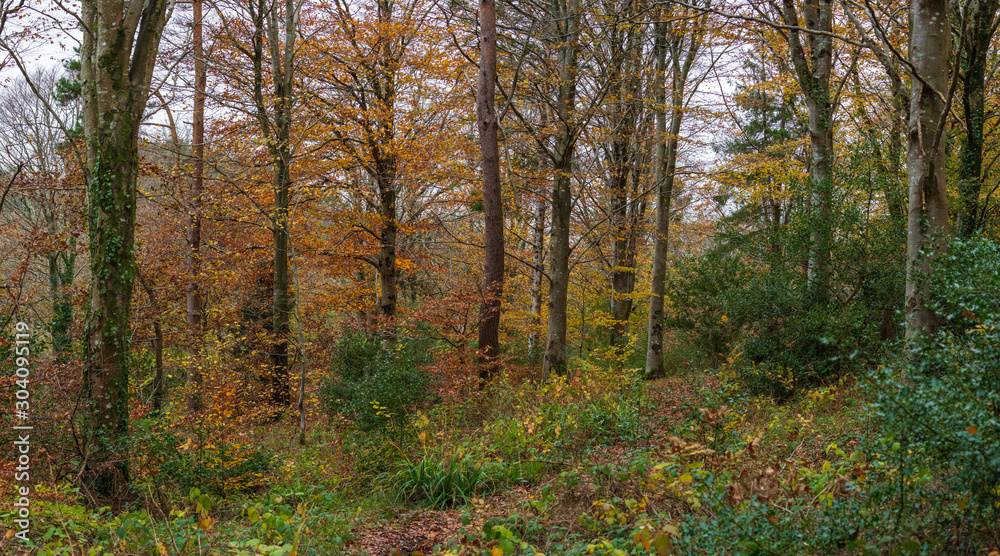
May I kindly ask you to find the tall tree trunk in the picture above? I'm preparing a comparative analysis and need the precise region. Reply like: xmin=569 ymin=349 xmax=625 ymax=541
xmin=377 ymin=172 xmax=398 ymax=339
xmin=528 ymin=169 xmax=547 ymax=361
xmin=477 ymin=0 xmax=504 ymax=381
xmin=645 ymin=12 xmax=700 ymax=378
xmin=607 ymin=5 xmax=642 ymax=354
xmin=956 ymin=0 xmax=999 ymax=237
xmin=779 ymin=0 xmax=835 ymax=304
xmin=375 ymin=0 xmax=399 ymax=342
xmin=905 ymin=0 xmax=951 ymax=337
xmin=186 ymin=0 xmax=206 ymax=412
xmin=543 ymin=0 xmax=581 ymax=375
xmin=246 ymin=0 xmax=297 ymax=410
xmin=79 ymin=0 xmax=170 ymax=499
xmin=270 ymin=156 xmax=292 ymax=408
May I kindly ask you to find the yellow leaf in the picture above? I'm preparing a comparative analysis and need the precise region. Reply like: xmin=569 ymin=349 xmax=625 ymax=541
xmin=679 ymin=473 xmax=693 ymax=484
xmin=652 ymin=533 xmax=674 ymax=556
xmin=4 ymin=530 xmax=14 ymax=541
xmin=491 ymin=547 xmax=504 ymax=556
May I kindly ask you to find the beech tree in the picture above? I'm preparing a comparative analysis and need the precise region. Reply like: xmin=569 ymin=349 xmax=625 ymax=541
xmin=212 ymin=0 xmax=302 ymax=408
xmin=905 ymin=0 xmax=950 ymax=336
xmin=599 ymin=0 xmax=649 ymax=354
xmin=186 ymin=0 xmax=207 ymax=412
xmin=78 ymin=0 xmax=172 ymax=497
xmin=645 ymin=4 xmax=707 ymax=378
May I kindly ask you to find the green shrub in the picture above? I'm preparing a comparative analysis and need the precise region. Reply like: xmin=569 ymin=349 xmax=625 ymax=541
xmin=144 ymin=429 xmax=273 ymax=495
xmin=667 ymin=204 xmax=904 ymax=397
xmin=319 ymin=334 xmax=432 ymax=432
xmin=872 ymin=236 xmax=1000 ymax=535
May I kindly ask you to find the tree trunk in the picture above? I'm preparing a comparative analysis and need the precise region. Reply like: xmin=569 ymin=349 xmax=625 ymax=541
xmin=186 ymin=0 xmax=206 ymax=413
xmin=543 ymin=0 xmax=581 ymax=375
xmin=79 ymin=0 xmax=170 ymax=499
xmin=645 ymin=12 xmax=700 ymax=378
xmin=528 ymin=172 xmax=546 ymax=361
xmin=246 ymin=0 xmax=297 ymax=410
xmin=645 ymin=21 xmax=671 ymax=379
xmin=607 ymin=7 xmax=642 ymax=354
xmin=905 ymin=0 xmax=951 ymax=338
xmin=779 ymin=0 xmax=835 ymax=304
xmin=956 ymin=0 xmax=999 ymax=237
xmin=378 ymin=173 xmax=398 ymax=339
xmin=477 ymin=0 xmax=504 ymax=381
xmin=270 ymin=157 xmax=292 ymax=408
xmin=48 ymin=247 xmax=74 ymax=362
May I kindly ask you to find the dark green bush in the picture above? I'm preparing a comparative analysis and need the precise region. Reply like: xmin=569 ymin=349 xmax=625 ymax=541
xmin=667 ymin=198 xmax=904 ymax=397
xmin=872 ymin=236 xmax=1000 ymax=534
xmin=319 ymin=334 xmax=432 ymax=432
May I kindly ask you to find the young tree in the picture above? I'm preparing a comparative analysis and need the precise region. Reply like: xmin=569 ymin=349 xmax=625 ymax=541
xmin=776 ymin=0 xmax=838 ymax=304
xmin=542 ymin=0 xmax=583 ymax=375
xmin=213 ymin=0 xmax=301 ymax=408
xmin=186 ymin=0 xmax=208 ymax=412
xmin=599 ymin=0 xmax=649 ymax=353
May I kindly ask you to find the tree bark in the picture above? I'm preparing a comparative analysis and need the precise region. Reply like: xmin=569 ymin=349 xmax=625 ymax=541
xmin=955 ymin=0 xmax=999 ymax=237
xmin=245 ymin=0 xmax=297 ymax=409
xmin=477 ymin=0 xmax=504 ymax=381
xmin=79 ymin=0 xmax=171 ymax=499
xmin=186 ymin=0 xmax=206 ymax=413
xmin=779 ymin=0 xmax=835 ymax=304
xmin=607 ymin=2 xmax=643 ymax=354
xmin=528 ymin=164 xmax=547 ymax=361
xmin=543 ymin=0 xmax=581 ymax=375
xmin=645 ymin=11 xmax=700 ymax=378
xmin=905 ymin=0 xmax=951 ymax=338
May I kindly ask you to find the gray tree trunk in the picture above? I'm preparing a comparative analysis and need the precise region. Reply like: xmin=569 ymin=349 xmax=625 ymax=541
xmin=905 ymin=0 xmax=951 ymax=337
xmin=606 ymin=0 xmax=644 ymax=354
xmin=79 ymin=0 xmax=171 ymax=498
xmin=245 ymin=0 xmax=297 ymax=409
xmin=543 ymin=0 xmax=581 ymax=375
xmin=645 ymin=11 xmax=700 ymax=378
xmin=779 ymin=0 xmax=835 ymax=304
xmin=543 ymin=0 xmax=582 ymax=374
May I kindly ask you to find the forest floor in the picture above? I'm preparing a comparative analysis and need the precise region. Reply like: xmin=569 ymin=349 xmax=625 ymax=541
xmin=0 ymin=367 xmax=928 ymax=555
xmin=351 ymin=375 xmax=710 ymax=555
xmin=264 ymin=370 xmax=872 ymax=555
